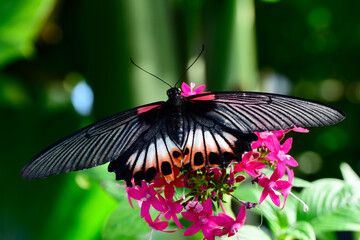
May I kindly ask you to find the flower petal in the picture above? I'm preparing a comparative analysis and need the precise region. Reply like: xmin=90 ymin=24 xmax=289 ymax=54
xmin=172 ymin=213 xmax=184 ymax=229
xmin=292 ymin=126 xmax=309 ymax=133
xmin=182 ymin=212 xmax=199 ymax=222
xmin=202 ymin=198 xmax=213 ymax=215
xmin=181 ymin=82 xmax=191 ymax=93
xmin=286 ymin=156 xmax=298 ymax=167
xmin=266 ymin=152 xmax=279 ymax=162
xmin=184 ymin=223 xmax=202 ymax=236
xmin=276 ymin=180 xmax=292 ymax=190
xmin=141 ymin=201 xmax=151 ymax=218
xmin=236 ymin=205 xmax=246 ymax=224
xmin=282 ymin=138 xmax=293 ymax=153
xmin=269 ymin=191 xmax=281 ymax=207
xmin=194 ymin=84 xmax=206 ymax=93
xmin=248 ymin=161 xmax=266 ymax=170
xmin=259 ymin=189 xmax=269 ymax=205
xmin=245 ymin=169 xmax=258 ymax=177
xmin=265 ymin=135 xmax=280 ymax=151
xmin=275 ymin=161 xmax=286 ymax=178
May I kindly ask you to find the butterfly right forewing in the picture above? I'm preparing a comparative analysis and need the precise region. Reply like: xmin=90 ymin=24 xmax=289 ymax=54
xmin=187 ymin=92 xmax=345 ymax=133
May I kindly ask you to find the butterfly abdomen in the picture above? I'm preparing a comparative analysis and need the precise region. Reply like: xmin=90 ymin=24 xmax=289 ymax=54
xmin=168 ymin=112 xmax=186 ymax=146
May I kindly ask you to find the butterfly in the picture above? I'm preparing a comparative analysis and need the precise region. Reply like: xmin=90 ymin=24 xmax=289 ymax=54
xmin=21 ymin=82 xmax=345 ymax=186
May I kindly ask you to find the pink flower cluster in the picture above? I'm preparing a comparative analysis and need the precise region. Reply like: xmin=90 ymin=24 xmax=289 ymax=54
xmin=125 ymin=166 xmax=248 ymax=240
xmin=121 ymin=83 xmax=308 ymax=239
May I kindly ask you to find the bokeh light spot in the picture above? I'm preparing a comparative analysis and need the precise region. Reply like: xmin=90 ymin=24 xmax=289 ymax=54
xmin=308 ymin=7 xmax=332 ymax=30
xmin=75 ymin=174 xmax=91 ymax=190
xmin=319 ymin=78 xmax=344 ymax=102
xmin=298 ymin=151 xmax=322 ymax=174
xmin=71 ymin=81 xmax=94 ymax=116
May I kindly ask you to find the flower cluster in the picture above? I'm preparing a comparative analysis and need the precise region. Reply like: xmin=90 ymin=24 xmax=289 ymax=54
xmin=122 ymin=83 xmax=309 ymax=240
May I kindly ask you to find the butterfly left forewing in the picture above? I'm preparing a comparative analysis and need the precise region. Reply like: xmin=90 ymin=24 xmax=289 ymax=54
xmin=21 ymin=102 xmax=164 ymax=179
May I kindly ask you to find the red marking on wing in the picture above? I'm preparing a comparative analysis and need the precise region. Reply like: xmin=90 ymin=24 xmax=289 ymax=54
xmin=137 ymin=104 xmax=161 ymax=114
xmin=190 ymin=94 xmax=216 ymax=101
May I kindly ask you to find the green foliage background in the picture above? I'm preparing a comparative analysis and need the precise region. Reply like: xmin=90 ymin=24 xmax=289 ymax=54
xmin=1 ymin=0 xmax=358 ymax=239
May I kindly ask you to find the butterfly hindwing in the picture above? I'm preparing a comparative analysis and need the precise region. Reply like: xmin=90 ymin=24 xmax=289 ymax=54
xmin=108 ymin=124 xmax=183 ymax=185
xmin=182 ymin=108 xmax=257 ymax=171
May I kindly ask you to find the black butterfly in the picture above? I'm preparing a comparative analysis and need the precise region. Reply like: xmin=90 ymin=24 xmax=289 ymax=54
xmin=21 ymin=86 xmax=345 ymax=185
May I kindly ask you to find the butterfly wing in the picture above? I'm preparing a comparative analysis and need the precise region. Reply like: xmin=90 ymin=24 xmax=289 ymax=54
xmin=22 ymin=90 xmax=345 ymax=184
xmin=181 ymin=110 xmax=257 ymax=171
xmin=21 ymin=102 xmax=164 ymax=179
xmin=187 ymin=91 xmax=345 ymax=133
xmin=108 ymin=122 xmax=186 ymax=185
xmin=108 ymin=99 xmax=258 ymax=185
xmin=171 ymin=91 xmax=344 ymax=174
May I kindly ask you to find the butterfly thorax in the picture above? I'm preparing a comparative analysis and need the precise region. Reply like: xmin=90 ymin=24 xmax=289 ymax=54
xmin=165 ymin=88 xmax=187 ymax=147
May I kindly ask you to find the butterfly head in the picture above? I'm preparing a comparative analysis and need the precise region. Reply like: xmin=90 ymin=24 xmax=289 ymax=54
xmin=167 ymin=87 xmax=182 ymax=98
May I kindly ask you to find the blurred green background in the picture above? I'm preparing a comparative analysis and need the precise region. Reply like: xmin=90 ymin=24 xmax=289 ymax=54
xmin=1 ymin=0 xmax=358 ymax=239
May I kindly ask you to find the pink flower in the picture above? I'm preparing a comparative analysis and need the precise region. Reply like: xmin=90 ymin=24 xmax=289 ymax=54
xmin=252 ymin=131 xmax=285 ymax=149
xmin=234 ymin=151 xmax=266 ymax=177
xmin=226 ymin=167 xmax=236 ymax=186
xmin=266 ymin=136 xmax=298 ymax=178
xmin=216 ymin=205 xmax=246 ymax=237
xmin=127 ymin=181 xmax=163 ymax=217
xmin=209 ymin=168 xmax=222 ymax=181
xmin=286 ymin=126 xmax=309 ymax=133
xmin=281 ymin=167 xmax=294 ymax=209
xmin=182 ymin=198 xmax=219 ymax=240
xmin=185 ymin=200 xmax=203 ymax=213
xmin=144 ymin=214 xmax=176 ymax=233
xmin=181 ymin=82 xmax=207 ymax=96
xmin=158 ymin=192 xmax=184 ymax=229
xmin=258 ymin=171 xmax=292 ymax=207
xmin=124 ymin=182 xmax=136 ymax=209
xmin=153 ymin=167 xmax=184 ymax=199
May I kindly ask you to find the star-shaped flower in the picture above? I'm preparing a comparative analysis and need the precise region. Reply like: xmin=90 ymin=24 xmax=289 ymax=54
xmin=258 ymin=171 xmax=292 ymax=207
xmin=215 ymin=205 xmax=246 ymax=237
xmin=181 ymin=82 xmax=207 ymax=96
xmin=182 ymin=198 xmax=219 ymax=240
xmin=266 ymin=136 xmax=298 ymax=178
xmin=127 ymin=181 xmax=163 ymax=217
xmin=234 ymin=151 xmax=265 ymax=177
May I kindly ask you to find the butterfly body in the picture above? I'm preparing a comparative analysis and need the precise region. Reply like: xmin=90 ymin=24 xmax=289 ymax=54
xmin=21 ymin=86 xmax=345 ymax=186
xmin=164 ymin=88 xmax=187 ymax=146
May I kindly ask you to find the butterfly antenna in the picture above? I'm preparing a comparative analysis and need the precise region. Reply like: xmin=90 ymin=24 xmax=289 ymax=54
xmin=174 ymin=44 xmax=205 ymax=87
xmin=130 ymin=58 xmax=172 ymax=88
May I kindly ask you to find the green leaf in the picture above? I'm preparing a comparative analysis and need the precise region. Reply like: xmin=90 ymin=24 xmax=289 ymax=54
xmin=316 ymin=231 xmax=337 ymax=240
xmin=102 ymin=188 xmax=150 ymax=240
xmin=0 ymin=0 xmax=57 ymax=68
xmin=298 ymin=178 xmax=360 ymax=232
xmin=236 ymin=225 xmax=272 ymax=240
xmin=40 ymin=175 xmax=118 ymax=240
xmin=151 ymin=229 xmax=201 ymax=240
xmin=81 ymin=165 xmax=127 ymax=202
xmin=278 ymin=221 xmax=316 ymax=240
xmin=340 ymin=162 xmax=360 ymax=190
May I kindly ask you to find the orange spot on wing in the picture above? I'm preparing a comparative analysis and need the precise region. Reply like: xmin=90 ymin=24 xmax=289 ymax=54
xmin=171 ymin=149 xmax=183 ymax=168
